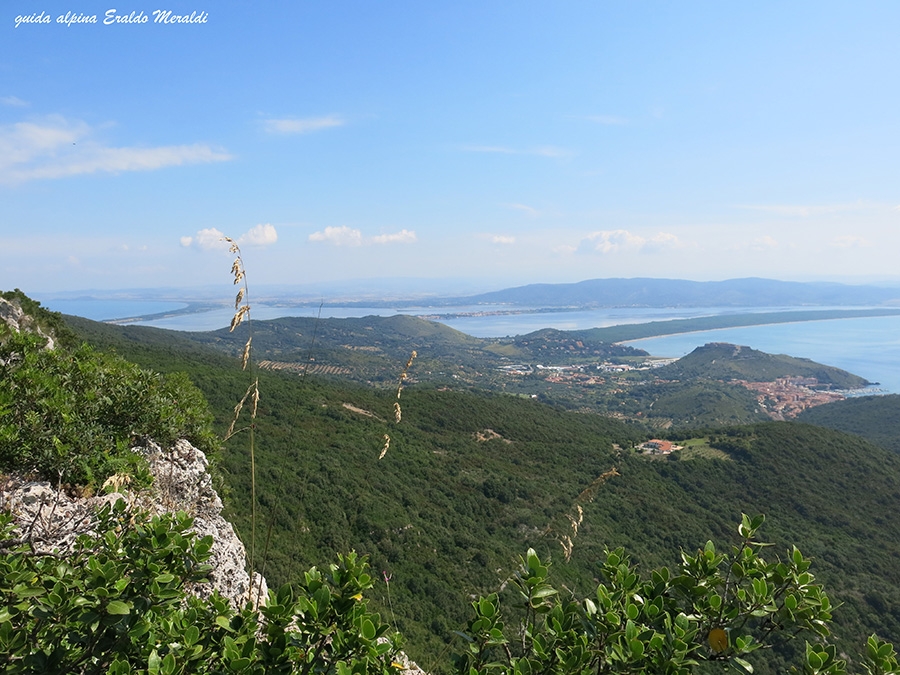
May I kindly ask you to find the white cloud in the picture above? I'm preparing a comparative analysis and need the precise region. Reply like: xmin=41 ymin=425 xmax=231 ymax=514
xmin=240 ymin=223 xmax=278 ymax=246
xmin=577 ymin=229 xmax=681 ymax=254
xmin=309 ymin=226 xmax=416 ymax=246
xmin=263 ymin=115 xmax=344 ymax=134
xmin=181 ymin=227 xmax=228 ymax=251
xmin=181 ymin=224 xmax=278 ymax=251
xmin=491 ymin=235 xmax=516 ymax=245
xmin=309 ymin=225 xmax=364 ymax=246
xmin=0 ymin=115 xmax=232 ymax=184
xmin=831 ymin=235 xmax=872 ymax=248
xmin=1 ymin=96 xmax=28 ymax=107
xmin=371 ymin=229 xmax=416 ymax=244
xmin=642 ymin=232 xmax=681 ymax=252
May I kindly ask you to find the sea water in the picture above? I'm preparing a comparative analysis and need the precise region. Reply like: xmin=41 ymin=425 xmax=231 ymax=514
xmin=37 ymin=298 xmax=188 ymax=321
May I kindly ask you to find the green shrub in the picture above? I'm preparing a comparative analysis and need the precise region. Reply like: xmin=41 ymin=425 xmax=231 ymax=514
xmin=454 ymin=515 xmax=900 ymax=675
xmin=0 ymin=500 xmax=401 ymax=674
xmin=0 ymin=330 xmax=219 ymax=487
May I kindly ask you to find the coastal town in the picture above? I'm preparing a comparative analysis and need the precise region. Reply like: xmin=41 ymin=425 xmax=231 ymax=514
xmin=734 ymin=377 xmax=847 ymax=420
xmin=494 ymin=356 xmax=867 ymax=422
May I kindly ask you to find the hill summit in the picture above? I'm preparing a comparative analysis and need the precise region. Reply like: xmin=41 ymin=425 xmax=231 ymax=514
xmin=658 ymin=342 xmax=870 ymax=389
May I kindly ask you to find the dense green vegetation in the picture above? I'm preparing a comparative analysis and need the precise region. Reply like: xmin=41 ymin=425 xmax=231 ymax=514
xmin=798 ymin=395 xmax=900 ymax=454
xmin=6 ymin=292 xmax=900 ymax=673
xmin=638 ymin=381 xmax=770 ymax=427
xmin=175 ymin=314 xmax=648 ymax=387
xmin=53 ymin=313 xmax=900 ymax=674
xmin=0 ymin=502 xmax=400 ymax=674
xmin=7 ymin=500 xmax=896 ymax=674
xmin=0 ymin=328 xmax=217 ymax=488
xmin=456 ymin=516 xmax=900 ymax=675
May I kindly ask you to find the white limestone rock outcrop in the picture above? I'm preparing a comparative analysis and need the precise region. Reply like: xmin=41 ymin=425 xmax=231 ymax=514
xmin=0 ymin=438 xmax=267 ymax=610
xmin=0 ymin=296 xmax=55 ymax=350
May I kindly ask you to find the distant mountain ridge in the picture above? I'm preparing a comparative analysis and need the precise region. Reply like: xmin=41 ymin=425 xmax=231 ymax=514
xmin=459 ymin=277 xmax=900 ymax=308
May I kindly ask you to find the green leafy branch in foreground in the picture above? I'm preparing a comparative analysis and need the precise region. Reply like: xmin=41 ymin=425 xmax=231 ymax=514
xmin=2 ymin=501 xmax=898 ymax=674
xmin=454 ymin=514 xmax=900 ymax=675
xmin=0 ymin=500 xmax=400 ymax=674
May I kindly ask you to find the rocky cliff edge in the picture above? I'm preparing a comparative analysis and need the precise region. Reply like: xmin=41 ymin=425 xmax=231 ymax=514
xmin=1 ymin=438 xmax=267 ymax=610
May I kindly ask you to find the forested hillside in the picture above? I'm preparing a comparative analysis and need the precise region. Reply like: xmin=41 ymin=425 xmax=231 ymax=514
xmin=798 ymin=394 xmax=900 ymax=453
xmin=57 ymin=313 xmax=900 ymax=675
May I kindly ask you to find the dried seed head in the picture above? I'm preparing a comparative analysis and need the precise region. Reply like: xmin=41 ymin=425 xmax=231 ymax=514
xmin=250 ymin=379 xmax=260 ymax=419
xmin=379 ymin=434 xmax=391 ymax=460
xmin=393 ymin=402 xmax=402 ymax=423
xmin=561 ymin=535 xmax=574 ymax=562
xmin=241 ymin=336 xmax=252 ymax=370
xmin=232 ymin=396 xmax=245 ymax=418
xmin=102 ymin=473 xmax=131 ymax=492
xmin=395 ymin=350 xmax=417 ymax=399
xmin=230 ymin=305 xmax=250 ymax=332
xmin=225 ymin=397 xmax=244 ymax=439
xmin=225 ymin=381 xmax=258 ymax=440
xmin=235 ymin=287 xmax=245 ymax=309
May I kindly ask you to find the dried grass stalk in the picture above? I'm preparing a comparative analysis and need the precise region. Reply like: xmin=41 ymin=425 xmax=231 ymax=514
xmin=230 ymin=305 xmax=250 ymax=332
xmin=395 ymin=350 xmax=417 ymax=399
xmin=250 ymin=378 xmax=260 ymax=419
xmin=241 ymin=337 xmax=252 ymax=371
xmin=225 ymin=381 xmax=258 ymax=440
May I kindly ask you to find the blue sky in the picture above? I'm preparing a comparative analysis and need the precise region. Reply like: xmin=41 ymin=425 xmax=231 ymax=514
xmin=3 ymin=1 xmax=900 ymax=295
